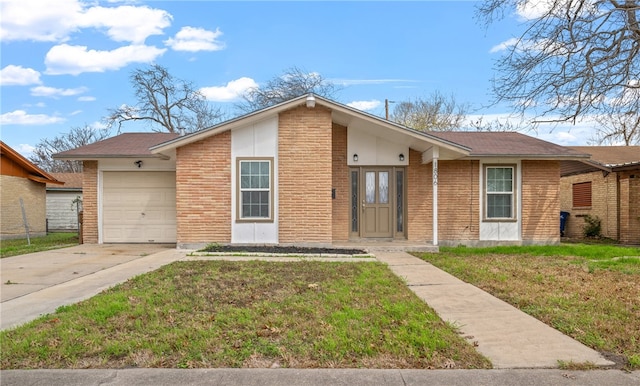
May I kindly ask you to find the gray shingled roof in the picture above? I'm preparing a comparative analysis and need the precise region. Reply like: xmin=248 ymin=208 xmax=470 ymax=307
xmin=568 ymin=146 xmax=640 ymax=167
xmin=54 ymin=133 xmax=179 ymax=159
xmin=429 ymin=132 xmax=589 ymax=158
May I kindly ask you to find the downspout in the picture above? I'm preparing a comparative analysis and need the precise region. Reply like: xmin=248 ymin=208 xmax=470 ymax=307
xmin=432 ymin=146 xmax=439 ymax=246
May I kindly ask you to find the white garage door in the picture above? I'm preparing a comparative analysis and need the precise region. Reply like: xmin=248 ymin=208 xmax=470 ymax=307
xmin=102 ymin=171 xmax=176 ymax=243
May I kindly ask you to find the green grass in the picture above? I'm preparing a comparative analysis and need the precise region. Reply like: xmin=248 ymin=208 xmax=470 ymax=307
xmin=0 ymin=233 xmax=79 ymax=258
xmin=0 ymin=260 xmax=491 ymax=369
xmin=415 ymin=243 xmax=640 ymax=370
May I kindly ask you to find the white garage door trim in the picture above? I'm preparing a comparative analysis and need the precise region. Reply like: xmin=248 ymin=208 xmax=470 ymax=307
xmin=101 ymin=171 xmax=176 ymax=243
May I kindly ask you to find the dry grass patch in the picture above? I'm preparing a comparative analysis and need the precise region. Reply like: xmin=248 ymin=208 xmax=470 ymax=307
xmin=1 ymin=260 xmax=490 ymax=370
xmin=415 ymin=244 xmax=640 ymax=370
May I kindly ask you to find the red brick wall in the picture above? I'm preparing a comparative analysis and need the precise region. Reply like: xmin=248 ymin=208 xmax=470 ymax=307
xmin=82 ymin=161 xmax=98 ymax=243
xmin=438 ymin=160 xmax=480 ymax=242
xmin=560 ymin=170 xmax=619 ymax=239
xmin=332 ymin=123 xmax=349 ymax=241
xmin=522 ymin=160 xmax=560 ymax=242
xmin=278 ymin=105 xmax=333 ymax=243
xmin=176 ymin=132 xmax=231 ymax=244
xmin=407 ymin=149 xmax=432 ymax=241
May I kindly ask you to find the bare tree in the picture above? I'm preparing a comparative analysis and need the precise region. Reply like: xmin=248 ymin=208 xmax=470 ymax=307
xmin=106 ymin=64 xmax=222 ymax=133
xmin=590 ymin=109 xmax=640 ymax=144
xmin=30 ymin=125 xmax=111 ymax=173
xmin=468 ymin=116 xmax=521 ymax=131
xmin=477 ymin=0 xmax=640 ymax=136
xmin=390 ymin=91 xmax=469 ymax=131
xmin=238 ymin=66 xmax=340 ymax=113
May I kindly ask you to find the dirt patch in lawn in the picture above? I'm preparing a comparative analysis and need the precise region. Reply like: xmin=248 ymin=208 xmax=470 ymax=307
xmin=200 ymin=245 xmax=367 ymax=255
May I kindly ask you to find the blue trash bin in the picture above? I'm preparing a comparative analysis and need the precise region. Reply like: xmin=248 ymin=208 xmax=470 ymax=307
xmin=560 ymin=211 xmax=570 ymax=236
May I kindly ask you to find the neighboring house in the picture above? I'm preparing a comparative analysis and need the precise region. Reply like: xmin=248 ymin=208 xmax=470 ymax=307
xmin=55 ymin=94 xmax=589 ymax=248
xmin=560 ymin=146 xmax=640 ymax=245
xmin=1 ymin=141 xmax=62 ymax=240
xmin=46 ymin=173 xmax=83 ymax=232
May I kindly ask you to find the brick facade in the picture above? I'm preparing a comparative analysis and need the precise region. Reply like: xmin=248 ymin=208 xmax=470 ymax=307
xmin=331 ymin=123 xmax=349 ymax=241
xmin=521 ymin=160 xmax=560 ymax=243
xmin=619 ymin=173 xmax=640 ymax=244
xmin=176 ymin=131 xmax=231 ymax=245
xmin=0 ymin=175 xmax=47 ymax=239
xmin=437 ymin=160 xmax=480 ymax=242
xmin=560 ymin=170 xmax=619 ymax=240
xmin=406 ymin=149 xmax=433 ymax=241
xmin=278 ymin=105 xmax=333 ymax=244
xmin=82 ymin=161 xmax=98 ymax=243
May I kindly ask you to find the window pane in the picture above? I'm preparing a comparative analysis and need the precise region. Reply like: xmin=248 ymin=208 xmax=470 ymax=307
xmin=239 ymin=161 xmax=271 ymax=219
xmin=487 ymin=194 xmax=512 ymax=218
xmin=366 ymin=172 xmax=375 ymax=203
xmin=379 ymin=172 xmax=389 ymax=204
xmin=397 ymin=170 xmax=403 ymax=233
xmin=351 ymin=171 xmax=359 ymax=232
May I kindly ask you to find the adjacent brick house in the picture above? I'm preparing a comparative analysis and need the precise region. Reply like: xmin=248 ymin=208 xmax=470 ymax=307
xmin=1 ymin=141 xmax=62 ymax=240
xmin=55 ymin=95 xmax=588 ymax=248
xmin=560 ymin=146 xmax=640 ymax=244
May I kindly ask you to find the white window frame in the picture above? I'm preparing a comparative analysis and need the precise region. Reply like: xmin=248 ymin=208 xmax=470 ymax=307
xmin=237 ymin=158 xmax=274 ymax=222
xmin=484 ymin=165 xmax=517 ymax=221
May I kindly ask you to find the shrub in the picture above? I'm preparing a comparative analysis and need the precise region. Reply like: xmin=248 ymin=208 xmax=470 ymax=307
xmin=582 ymin=215 xmax=601 ymax=238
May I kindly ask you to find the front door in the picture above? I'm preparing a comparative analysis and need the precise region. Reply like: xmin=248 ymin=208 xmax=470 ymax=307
xmin=362 ymin=169 xmax=393 ymax=238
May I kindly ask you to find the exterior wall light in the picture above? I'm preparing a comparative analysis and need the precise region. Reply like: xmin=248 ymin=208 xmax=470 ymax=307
xmin=353 ymin=154 xmax=358 ymax=162
xmin=399 ymin=153 xmax=405 ymax=162
xmin=306 ymin=94 xmax=316 ymax=108
xmin=135 ymin=160 xmax=143 ymax=168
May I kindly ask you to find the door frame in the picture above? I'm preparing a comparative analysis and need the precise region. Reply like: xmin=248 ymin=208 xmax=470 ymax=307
xmin=349 ymin=166 xmax=406 ymax=239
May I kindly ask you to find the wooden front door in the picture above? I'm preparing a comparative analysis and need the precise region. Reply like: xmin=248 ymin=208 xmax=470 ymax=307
xmin=361 ymin=169 xmax=393 ymax=238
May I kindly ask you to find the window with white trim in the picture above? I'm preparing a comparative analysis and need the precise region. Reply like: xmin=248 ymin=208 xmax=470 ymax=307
xmin=238 ymin=159 xmax=273 ymax=221
xmin=485 ymin=165 xmax=515 ymax=220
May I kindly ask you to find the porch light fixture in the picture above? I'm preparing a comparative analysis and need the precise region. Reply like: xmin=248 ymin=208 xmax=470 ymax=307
xmin=306 ymin=94 xmax=316 ymax=108
xmin=399 ymin=153 xmax=405 ymax=162
xmin=135 ymin=160 xmax=143 ymax=168
xmin=353 ymin=154 xmax=358 ymax=162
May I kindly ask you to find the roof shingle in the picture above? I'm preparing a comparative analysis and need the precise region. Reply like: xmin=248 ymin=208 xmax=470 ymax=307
xmin=54 ymin=133 xmax=179 ymax=159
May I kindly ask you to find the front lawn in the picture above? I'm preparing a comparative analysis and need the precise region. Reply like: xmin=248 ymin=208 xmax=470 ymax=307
xmin=0 ymin=232 xmax=79 ymax=258
xmin=415 ymin=244 xmax=640 ymax=370
xmin=0 ymin=260 xmax=491 ymax=369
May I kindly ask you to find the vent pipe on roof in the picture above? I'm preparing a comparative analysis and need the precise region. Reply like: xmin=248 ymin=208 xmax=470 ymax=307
xmin=178 ymin=127 xmax=185 ymax=136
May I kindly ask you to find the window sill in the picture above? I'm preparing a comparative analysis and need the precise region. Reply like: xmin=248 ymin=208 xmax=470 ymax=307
xmin=482 ymin=218 xmax=518 ymax=223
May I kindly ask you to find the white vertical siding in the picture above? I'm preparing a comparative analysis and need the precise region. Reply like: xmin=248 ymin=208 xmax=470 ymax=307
xmin=231 ymin=116 xmax=279 ymax=243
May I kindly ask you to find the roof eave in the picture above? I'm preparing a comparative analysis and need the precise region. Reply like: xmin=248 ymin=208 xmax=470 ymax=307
xmin=150 ymin=93 xmax=472 ymax=157
xmin=53 ymin=154 xmax=167 ymax=160
xmin=463 ymin=154 xmax=592 ymax=160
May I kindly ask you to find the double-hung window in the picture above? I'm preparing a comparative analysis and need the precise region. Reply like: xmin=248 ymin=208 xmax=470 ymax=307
xmin=238 ymin=158 xmax=273 ymax=221
xmin=485 ymin=165 xmax=515 ymax=220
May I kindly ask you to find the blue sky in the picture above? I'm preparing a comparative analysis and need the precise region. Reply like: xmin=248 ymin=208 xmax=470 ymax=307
xmin=1 ymin=0 xmax=597 ymax=157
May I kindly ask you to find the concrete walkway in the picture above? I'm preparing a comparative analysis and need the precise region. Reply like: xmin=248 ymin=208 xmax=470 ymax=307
xmin=1 ymin=245 xmax=186 ymax=330
xmin=373 ymin=251 xmax=615 ymax=369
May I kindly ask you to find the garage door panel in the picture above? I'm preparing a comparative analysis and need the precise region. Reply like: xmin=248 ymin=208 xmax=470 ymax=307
xmin=102 ymin=171 xmax=176 ymax=243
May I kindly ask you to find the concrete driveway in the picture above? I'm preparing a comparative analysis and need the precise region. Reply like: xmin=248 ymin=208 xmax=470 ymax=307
xmin=1 ymin=244 xmax=186 ymax=330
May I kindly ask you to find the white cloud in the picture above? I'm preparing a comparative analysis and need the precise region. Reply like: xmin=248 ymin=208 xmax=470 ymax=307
xmin=16 ymin=143 xmax=36 ymax=158
xmin=78 ymin=96 xmax=96 ymax=102
xmin=489 ymin=37 xmax=519 ymax=53
xmin=0 ymin=0 xmax=171 ymax=44
xmin=165 ymin=26 xmax=225 ymax=52
xmin=0 ymin=0 xmax=83 ymax=42
xmin=347 ymin=100 xmax=381 ymax=111
xmin=30 ymin=85 xmax=88 ymax=98
xmin=44 ymin=44 xmax=166 ymax=75
xmin=69 ymin=110 xmax=83 ymax=116
xmin=80 ymin=5 xmax=172 ymax=44
xmin=0 ymin=65 xmax=42 ymax=86
xmin=0 ymin=110 xmax=65 ymax=125
xmin=200 ymin=77 xmax=258 ymax=102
